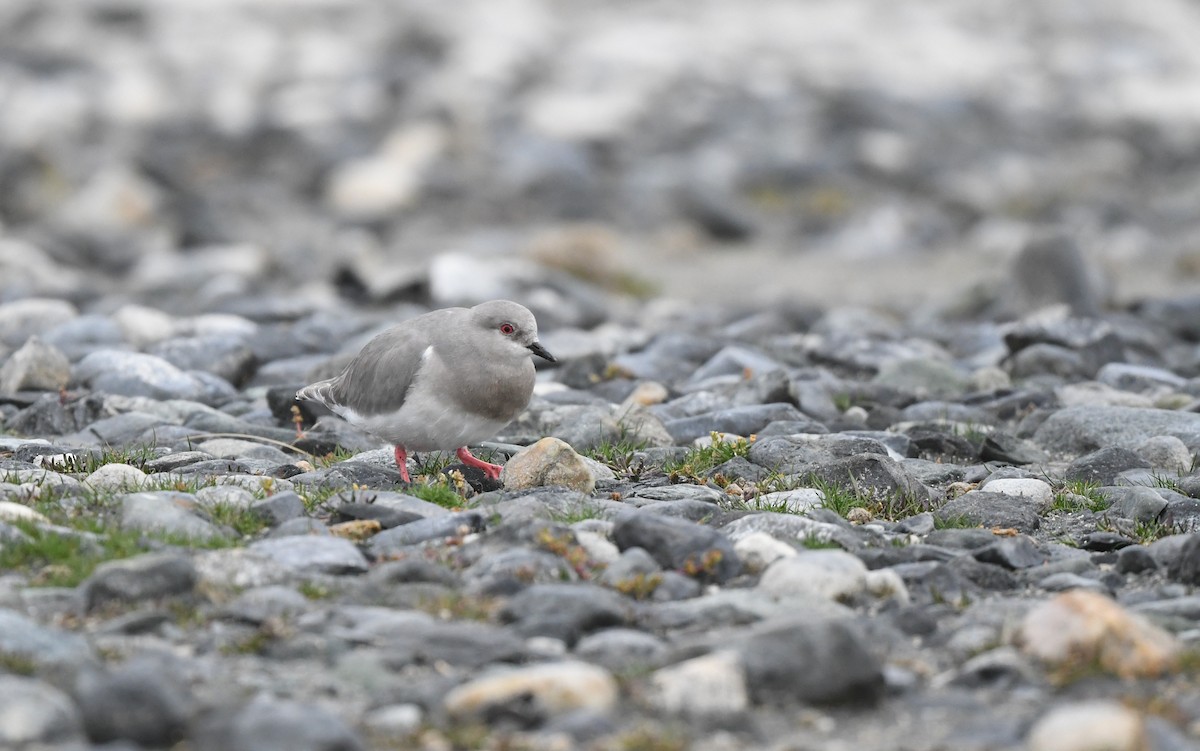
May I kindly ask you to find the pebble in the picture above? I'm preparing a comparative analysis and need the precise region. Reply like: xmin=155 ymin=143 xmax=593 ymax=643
xmin=647 ymin=650 xmax=749 ymax=718
xmin=1018 ymin=590 xmax=1181 ymax=678
xmin=0 ymin=336 xmax=70 ymax=395
xmin=0 ymin=675 xmax=83 ymax=746
xmin=443 ymin=661 xmax=619 ymax=719
xmin=503 ymin=436 xmax=596 ymax=493
xmin=1026 ymin=700 xmax=1147 ymax=751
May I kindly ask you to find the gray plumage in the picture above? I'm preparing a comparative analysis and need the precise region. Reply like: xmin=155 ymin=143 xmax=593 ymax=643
xmin=296 ymin=300 xmax=554 ymax=462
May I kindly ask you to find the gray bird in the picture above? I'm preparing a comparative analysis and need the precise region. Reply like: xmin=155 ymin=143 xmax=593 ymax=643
xmin=295 ymin=300 xmax=556 ymax=482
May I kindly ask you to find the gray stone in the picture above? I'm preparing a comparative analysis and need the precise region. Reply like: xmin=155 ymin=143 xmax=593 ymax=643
xmin=220 ymin=585 xmax=310 ymax=624
xmin=1065 ymin=447 xmax=1151 ymax=486
xmin=74 ymin=350 xmax=218 ymax=402
xmin=0 ymin=675 xmax=83 ymax=746
xmin=574 ymin=628 xmax=670 ymax=673
xmin=1033 ymin=405 xmax=1200 ymax=454
xmin=148 ymin=335 xmax=258 ymax=387
xmin=972 ymin=536 xmax=1046 ymax=570
xmin=0 ymin=298 xmax=77 ymax=348
xmin=1166 ymin=533 xmax=1200 ymax=585
xmin=120 ymin=491 xmax=227 ymax=541
xmin=498 ymin=583 xmax=631 ymax=645
xmin=612 ymin=512 xmax=741 ymax=583
xmin=721 ymin=512 xmax=857 ymax=549
xmin=250 ymin=491 xmax=306 ymax=526
xmin=806 ymin=453 xmax=929 ymax=502
xmin=599 ymin=547 xmax=661 ymax=588
xmin=0 ymin=608 xmax=93 ymax=674
xmin=1159 ymin=499 xmax=1200 ymax=532
xmin=1101 ymin=486 xmax=1169 ymax=523
xmin=0 ymin=336 xmax=70 ymax=394
xmin=331 ymin=607 xmax=527 ymax=667
xmin=248 ymin=536 xmax=368 ymax=575
xmin=463 ymin=548 xmax=579 ymax=595
xmin=193 ymin=696 xmax=364 ymax=751
xmin=367 ymin=511 xmax=485 ymax=555
xmin=1116 ymin=545 xmax=1159 ymax=574
xmin=1096 ymin=363 xmax=1186 ymax=393
xmin=81 ymin=553 xmax=197 ymax=611
xmin=663 ymin=403 xmax=808 ymax=443
xmin=74 ymin=657 xmax=191 ymax=746
xmin=736 ymin=616 xmax=884 ymax=705
xmin=935 ymin=491 xmax=1040 ymax=533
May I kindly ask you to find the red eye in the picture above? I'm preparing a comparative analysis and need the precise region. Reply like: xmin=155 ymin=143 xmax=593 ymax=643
xmin=500 ymin=323 xmax=515 ymax=335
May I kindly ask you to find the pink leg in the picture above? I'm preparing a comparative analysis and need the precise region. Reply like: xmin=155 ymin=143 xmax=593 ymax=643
xmin=393 ymin=445 xmax=411 ymax=483
xmin=456 ymin=446 xmax=504 ymax=479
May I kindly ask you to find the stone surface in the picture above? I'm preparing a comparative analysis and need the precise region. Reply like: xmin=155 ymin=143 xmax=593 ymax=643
xmin=443 ymin=661 xmax=619 ymax=719
xmin=1026 ymin=700 xmax=1147 ymax=751
xmin=503 ymin=437 xmax=596 ymax=493
xmin=81 ymin=553 xmax=197 ymax=611
xmin=1018 ymin=590 xmax=1181 ymax=678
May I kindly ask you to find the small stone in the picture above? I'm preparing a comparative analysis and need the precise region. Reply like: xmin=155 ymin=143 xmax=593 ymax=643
xmin=1166 ymin=533 xmax=1200 ymax=585
xmin=81 ymin=553 xmax=197 ymax=611
xmin=498 ymin=583 xmax=630 ymax=645
xmin=574 ymin=628 xmax=670 ymax=673
xmin=83 ymin=463 xmax=148 ymax=491
xmin=361 ymin=704 xmax=422 ymax=739
xmin=120 ymin=491 xmax=227 ymax=541
xmin=733 ymin=531 xmax=797 ymax=573
xmin=0 ymin=336 xmax=70 ymax=395
xmin=0 ymin=609 xmax=94 ymax=674
xmin=0 ymin=675 xmax=83 ymax=746
xmin=1027 ymin=700 xmax=1147 ymax=751
xmin=0 ymin=501 xmax=51 ymax=525
xmin=737 ymin=616 xmax=884 ymax=705
xmin=752 ymin=488 xmax=824 ymax=514
xmin=329 ymin=519 xmax=382 ymax=541
xmin=935 ymin=490 xmax=1040 ymax=533
xmin=443 ymin=661 xmax=618 ymax=719
xmin=647 ymin=650 xmax=749 ymax=718
xmin=250 ymin=491 xmax=306 ymax=526
xmin=1018 ymin=590 xmax=1181 ymax=678
xmin=1066 ymin=447 xmax=1151 ymax=486
xmin=193 ymin=696 xmax=364 ymax=751
xmin=973 ymin=535 xmax=1046 ymax=570
xmin=759 ymin=551 xmax=897 ymax=603
xmin=0 ymin=298 xmax=77 ymax=349
xmin=612 ymin=512 xmax=741 ymax=583
xmin=503 ymin=437 xmax=596 ymax=493
xmin=1116 ymin=545 xmax=1159 ymax=574
xmin=248 ymin=536 xmax=369 ymax=575
xmin=980 ymin=478 xmax=1054 ymax=510
xmin=74 ymin=657 xmax=191 ymax=746
xmin=1135 ymin=435 xmax=1193 ymax=473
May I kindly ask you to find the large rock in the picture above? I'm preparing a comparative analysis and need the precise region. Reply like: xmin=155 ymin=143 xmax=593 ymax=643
xmin=1033 ymin=406 xmax=1200 ymax=454
xmin=0 ymin=336 xmax=70 ymax=394
xmin=612 ymin=512 xmax=741 ymax=583
xmin=736 ymin=616 xmax=884 ymax=705
xmin=81 ymin=553 xmax=197 ymax=611
xmin=503 ymin=437 xmax=595 ymax=493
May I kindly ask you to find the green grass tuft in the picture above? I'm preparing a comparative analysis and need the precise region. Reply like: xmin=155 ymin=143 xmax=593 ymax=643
xmin=664 ymin=432 xmax=753 ymax=479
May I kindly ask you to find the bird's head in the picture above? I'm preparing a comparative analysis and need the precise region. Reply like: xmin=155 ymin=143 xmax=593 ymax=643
xmin=470 ymin=300 xmax=557 ymax=362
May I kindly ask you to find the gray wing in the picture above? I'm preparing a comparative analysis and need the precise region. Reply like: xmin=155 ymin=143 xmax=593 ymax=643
xmin=296 ymin=311 xmax=453 ymax=417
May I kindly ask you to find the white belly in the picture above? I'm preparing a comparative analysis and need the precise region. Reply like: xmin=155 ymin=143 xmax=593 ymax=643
xmin=338 ymin=396 xmax=509 ymax=451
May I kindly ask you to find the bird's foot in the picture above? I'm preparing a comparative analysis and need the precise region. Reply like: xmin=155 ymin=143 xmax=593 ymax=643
xmin=394 ymin=445 xmax=412 ymax=483
xmin=456 ymin=447 xmax=504 ymax=480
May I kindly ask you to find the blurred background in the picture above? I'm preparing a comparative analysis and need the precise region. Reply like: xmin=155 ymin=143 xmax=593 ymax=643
xmin=3 ymin=0 xmax=1200 ymax=320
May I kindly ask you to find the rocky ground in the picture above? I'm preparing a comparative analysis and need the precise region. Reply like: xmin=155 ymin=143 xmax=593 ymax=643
xmin=4 ymin=1 xmax=1200 ymax=750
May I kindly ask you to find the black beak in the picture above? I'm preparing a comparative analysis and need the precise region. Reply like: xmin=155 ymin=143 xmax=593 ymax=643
xmin=527 ymin=341 xmax=556 ymax=363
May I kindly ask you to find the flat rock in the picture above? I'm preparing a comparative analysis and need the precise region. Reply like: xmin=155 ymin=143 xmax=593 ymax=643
xmin=443 ymin=661 xmax=618 ymax=720
xmin=81 ymin=553 xmax=197 ymax=611
xmin=612 ymin=511 xmax=741 ymax=583
xmin=0 ymin=675 xmax=83 ymax=747
xmin=1033 ymin=405 xmax=1200 ymax=454
xmin=248 ymin=536 xmax=369 ymax=575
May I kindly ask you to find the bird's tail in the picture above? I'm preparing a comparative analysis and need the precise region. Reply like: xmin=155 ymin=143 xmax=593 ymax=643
xmin=295 ymin=379 xmax=338 ymax=411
